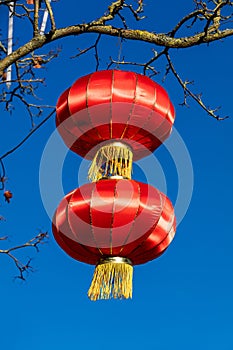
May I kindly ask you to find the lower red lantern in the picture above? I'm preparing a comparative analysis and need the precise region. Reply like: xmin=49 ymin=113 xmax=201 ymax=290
xmin=52 ymin=179 xmax=176 ymax=300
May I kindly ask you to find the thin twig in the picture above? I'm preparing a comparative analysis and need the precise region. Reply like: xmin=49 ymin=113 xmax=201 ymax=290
xmin=124 ymin=1 xmax=146 ymax=21
xmin=143 ymin=48 xmax=168 ymax=75
xmin=0 ymin=232 xmax=49 ymax=280
xmin=169 ymin=9 xmax=204 ymax=37
xmin=107 ymin=56 xmax=158 ymax=76
xmin=71 ymin=34 xmax=101 ymax=71
xmin=0 ymin=108 xmax=55 ymax=160
xmin=165 ymin=52 xmax=229 ymax=120
xmin=92 ymin=0 xmax=125 ymax=25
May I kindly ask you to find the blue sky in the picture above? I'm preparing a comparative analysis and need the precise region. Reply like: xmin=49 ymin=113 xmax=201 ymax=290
xmin=0 ymin=1 xmax=233 ymax=349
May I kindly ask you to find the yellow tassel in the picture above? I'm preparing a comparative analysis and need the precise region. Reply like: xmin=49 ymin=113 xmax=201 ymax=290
xmin=88 ymin=142 xmax=133 ymax=182
xmin=88 ymin=257 xmax=133 ymax=301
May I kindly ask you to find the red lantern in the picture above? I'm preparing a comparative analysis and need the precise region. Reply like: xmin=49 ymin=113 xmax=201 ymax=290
xmin=53 ymin=70 xmax=177 ymax=300
xmin=52 ymin=179 xmax=176 ymax=300
xmin=56 ymin=70 xmax=175 ymax=181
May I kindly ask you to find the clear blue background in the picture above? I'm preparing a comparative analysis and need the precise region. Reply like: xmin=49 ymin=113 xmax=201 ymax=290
xmin=0 ymin=1 xmax=233 ymax=349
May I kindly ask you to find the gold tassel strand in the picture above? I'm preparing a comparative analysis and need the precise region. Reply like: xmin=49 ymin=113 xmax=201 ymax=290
xmin=88 ymin=257 xmax=133 ymax=301
xmin=88 ymin=142 xmax=133 ymax=182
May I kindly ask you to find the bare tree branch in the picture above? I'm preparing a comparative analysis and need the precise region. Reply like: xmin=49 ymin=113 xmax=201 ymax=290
xmin=0 ymin=0 xmax=232 ymax=281
xmin=0 ymin=0 xmax=231 ymax=121
xmin=165 ymin=52 xmax=229 ymax=120
xmin=0 ymin=232 xmax=49 ymax=280
xmin=124 ymin=0 xmax=146 ymax=21
xmin=71 ymin=34 xmax=101 ymax=71
xmin=93 ymin=0 xmax=125 ymax=25
xmin=0 ymin=49 xmax=59 ymax=120
xmin=33 ymin=0 xmax=40 ymax=36
xmin=1 ymin=1 xmax=233 ymax=76
xmin=0 ymin=41 xmax=7 ymax=54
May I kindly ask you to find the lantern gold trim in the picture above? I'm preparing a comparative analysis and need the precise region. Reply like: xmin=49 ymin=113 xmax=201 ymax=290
xmin=88 ymin=257 xmax=133 ymax=301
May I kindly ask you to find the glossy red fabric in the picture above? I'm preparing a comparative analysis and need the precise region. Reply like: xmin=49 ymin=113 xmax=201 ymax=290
xmin=52 ymin=179 xmax=176 ymax=265
xmin=56 ymin=70 xmax=175 ymax=160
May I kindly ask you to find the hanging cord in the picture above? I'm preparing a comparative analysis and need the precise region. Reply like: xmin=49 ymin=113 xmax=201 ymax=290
xmin=116 ymin=34 xmax=123 ymax=69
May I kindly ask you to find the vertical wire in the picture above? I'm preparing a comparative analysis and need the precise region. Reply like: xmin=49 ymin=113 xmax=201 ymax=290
xmin=116 ymin=35 xmax=123 ymax=69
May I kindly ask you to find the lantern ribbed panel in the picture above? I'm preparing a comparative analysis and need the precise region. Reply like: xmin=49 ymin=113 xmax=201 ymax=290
xmin=56 ymin=70 xmax=175 ymax=160
xmin=52 ymin=179 xmax=176 ymax=266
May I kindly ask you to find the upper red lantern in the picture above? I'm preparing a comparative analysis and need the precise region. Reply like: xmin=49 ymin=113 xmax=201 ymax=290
xmin=56 ymin=70 xmax=175 ymax=161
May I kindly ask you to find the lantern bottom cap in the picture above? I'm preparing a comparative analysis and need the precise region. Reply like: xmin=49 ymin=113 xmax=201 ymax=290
xmin=88 ymin=256 xmax=133 ymax=301
xmin=98 ymin=256 xmax=132 ymax=265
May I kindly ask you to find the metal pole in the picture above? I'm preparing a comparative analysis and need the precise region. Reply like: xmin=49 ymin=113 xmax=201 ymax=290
xmin=40 ymin=0 xmax=51 ymax=35
xmin=6 ymin=2 xmax=14 ymax=89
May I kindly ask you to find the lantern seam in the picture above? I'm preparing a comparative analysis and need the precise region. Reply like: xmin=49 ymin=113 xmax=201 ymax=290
xmin=127 ymin=189 xmax=164 ymax=260
xmin=67 ymin=85 xmax=89 ymax=142
xmin=119 ymin=180 xmax=141 ymax=255
xmin=166 ymin=99 xmax=175 ymax=124
xmin=54 ymin=229 xmax=98 ymax=265
xmin=66 ymin=87 xmax=72 ymax=118
xmin=66 ymin=82 xmax=90 ymax=141
xmin=110 ymin=70 xmax=114 ymax=139
xmin=89 ymin=183 xmax=104 ymax=256
xmin=160 ymin=201 xmax=176 ymax=234
xmin=131 ymin=219 xmax=176 ymax=265
xmin=59 ymin=192 xmax=100 ymax=263
xmin=127 ymin=77 xmax=158 ymax=142
xmin=109 ymin=179 xmax=118 ymax=255
xmin=86 ymin=73 xmax=104 ymax=142
xmin=120 ymin=71 xmax=138 ymax=140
